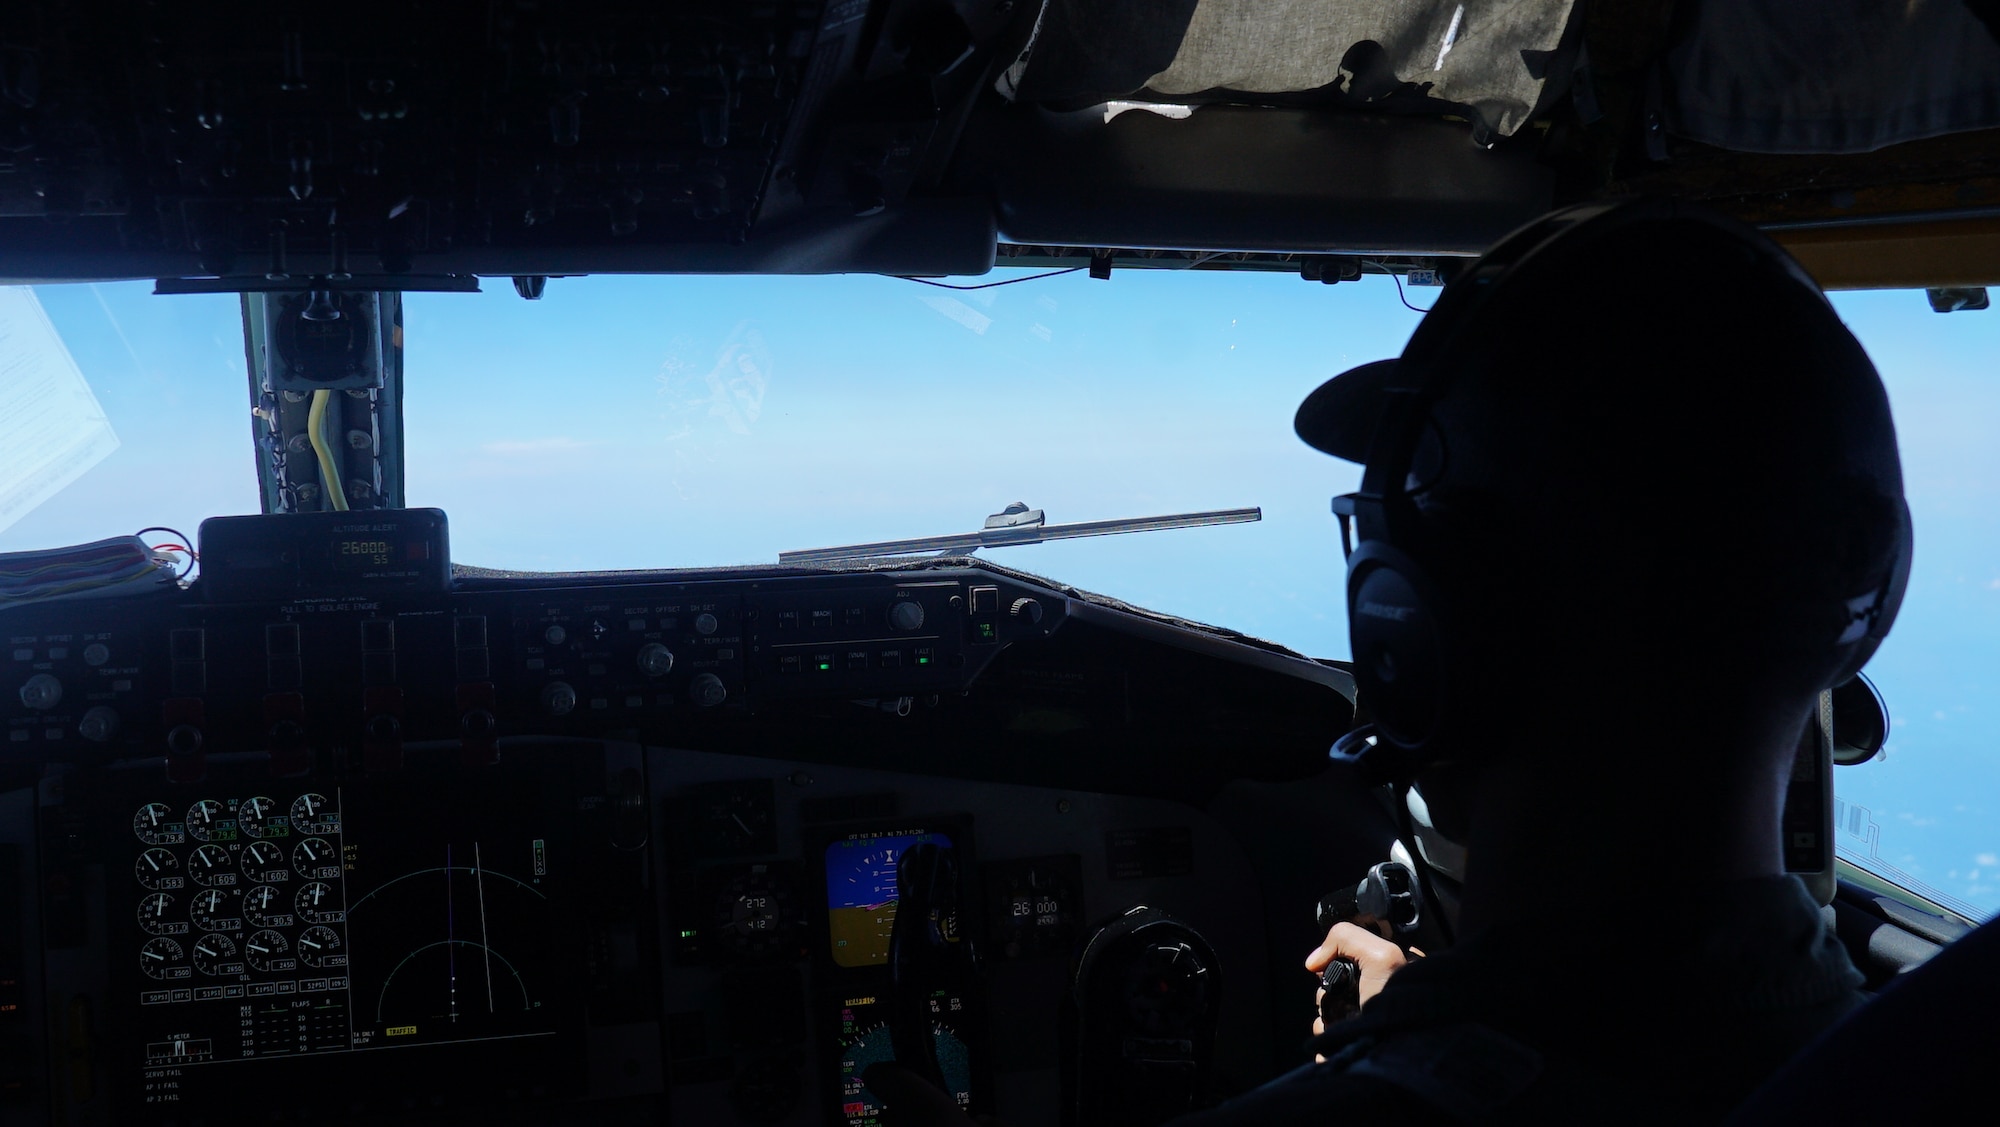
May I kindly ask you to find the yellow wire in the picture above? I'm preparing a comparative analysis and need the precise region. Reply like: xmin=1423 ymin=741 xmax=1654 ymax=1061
xmin=306 ymin=389 xmax=350 ymax=512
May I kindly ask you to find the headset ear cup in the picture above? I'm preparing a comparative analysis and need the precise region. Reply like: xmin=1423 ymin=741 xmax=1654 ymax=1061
xmin=1346 ymin=541 xmax=1449 ymax=753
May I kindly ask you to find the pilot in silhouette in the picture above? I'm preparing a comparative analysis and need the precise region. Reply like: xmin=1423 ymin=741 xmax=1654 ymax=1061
xmin=876 ymin=198 xmax=1912 ymax=1125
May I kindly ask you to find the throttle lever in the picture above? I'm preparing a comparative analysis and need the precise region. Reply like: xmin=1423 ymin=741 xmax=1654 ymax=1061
xmin=1316 ymin=860 xmax=1423 ymax=935
xmin=1319 ymin=956 xmax=1362 ymax=1027
xmin=1313 ymin=861 xmax=1424 ymax=1029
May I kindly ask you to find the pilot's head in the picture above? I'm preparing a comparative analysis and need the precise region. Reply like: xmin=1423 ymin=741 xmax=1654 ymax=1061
xmin=1297 ymin=199 xmax=1911 ymax=787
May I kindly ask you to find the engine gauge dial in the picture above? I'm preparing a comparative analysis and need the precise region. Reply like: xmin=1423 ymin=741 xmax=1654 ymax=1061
xmin=192 ymin=932 xmax=243 ymax=976
xmin=297 ymin=926 xmax=345 ymax=969
xmin=189 ymin=887 xmax=240 ymax=932
xmin=237 ymin=796 xmax=283 ymax=838
xmin=242 ymin=884 xmax=294 ymax=929
xmin=244 ymin=929 xmax=293 ymax=974
xmin=132 ymin=802 xmax=183 ymax=845
xmin=292 ymin=837 xmax=339 ymax=880
xmin=185 ymin=799 xmax=233 ymax=842
xmin=294 ymin=881 xmax=342 ymax=924
xmin=241 ymin=840 xmax=288 ymax=883
xmin=140 ymin=937 xmax=187 ymax=981
xmin=290 ymin=792 xmax=338 ymax=835
xmin=188 ymin=844 xmax=235 ymax=886
xmin=137 ymin=892 xmax=182 ymax=935
xmin=134 ymin=848 xmax=182 ymax=890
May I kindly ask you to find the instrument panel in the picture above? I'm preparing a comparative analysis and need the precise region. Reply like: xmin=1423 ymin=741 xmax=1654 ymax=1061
xmin=1 ymin=554 xmax=1361 ymax=1126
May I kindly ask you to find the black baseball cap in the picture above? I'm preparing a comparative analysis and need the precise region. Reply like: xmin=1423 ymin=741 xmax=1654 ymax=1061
xmin=1293 ymin=358 xmax=1402 ymax=464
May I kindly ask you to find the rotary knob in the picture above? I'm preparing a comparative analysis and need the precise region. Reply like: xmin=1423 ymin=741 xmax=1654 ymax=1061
xmin=688 ymin=673 xmax=727 ymax=708
xmin=694 ymin=613 xmax=719 ymax=636
xmin=887 ymin=601 xmax=926 ymax=631
xmin=543 ymin=624 xmax=568 ymax=646
xmin=1010 ymin=598 xmax=1044 ymax=625
xmin=637 ymin=643 xmax=675 ymax=677
xmin=18 ymin=673 xmax=62 ymax=711
xmin=83 ymin=643 xmax=110 ymax=667
xmin=166 ymin=724 xmax=204 ymax=757
xmin=78 ymin=706 xmax=120 ymax=743
xmin=542 ymin=681 xmax=578 ymax=717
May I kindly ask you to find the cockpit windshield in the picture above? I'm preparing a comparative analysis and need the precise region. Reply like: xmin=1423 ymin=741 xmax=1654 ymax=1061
xmin=2 ymin=272 xmax=1996 ymax=918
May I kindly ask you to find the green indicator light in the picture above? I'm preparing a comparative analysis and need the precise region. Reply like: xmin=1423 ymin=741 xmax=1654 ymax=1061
xmin=818 ymin=662 xmax=833 ymax=671
xmin=917 ymin=656 xmax=932 ymax=665
xmin=679 ymin=930 xmax=697 ymax=939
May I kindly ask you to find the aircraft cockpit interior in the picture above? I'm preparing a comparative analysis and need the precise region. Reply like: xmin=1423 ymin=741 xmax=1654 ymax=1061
xmin=2 ymin=3 xmax=1997 ymax=1124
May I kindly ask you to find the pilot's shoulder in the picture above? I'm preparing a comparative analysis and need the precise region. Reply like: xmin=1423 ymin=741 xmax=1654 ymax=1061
xmin=1175 ymin=1023 xmax=1543 ymax=1127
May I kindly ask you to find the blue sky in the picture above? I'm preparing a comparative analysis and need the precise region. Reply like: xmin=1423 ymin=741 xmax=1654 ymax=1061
xmin=4 ymin=271 xmax=1996 ymax=917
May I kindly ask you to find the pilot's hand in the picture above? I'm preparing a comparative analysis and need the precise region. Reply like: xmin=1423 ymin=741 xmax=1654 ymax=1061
xmin=1305 ymin=922 xmax=1415 ymax=1051
xmin=862 ymin=1063 xmax=991 ymax=1127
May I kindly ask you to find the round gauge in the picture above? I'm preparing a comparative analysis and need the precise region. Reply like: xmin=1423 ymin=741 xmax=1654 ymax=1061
xmin=134 ymin=848 xmax=181 ymax=890
xmin=132 ymin=802 xmax=182 ymax=845
xmin=241 ymin=840 xmax=288 ymax=883
xmin=137 ymin=892 xmax=177 ymax=935
xmin=714 ymin=869 xmax=800 ymax=959
xmin=139 ymin=937 xmax=185 ymax=981
xmin=291 ymin=837 xmax=338 ymax=880
xmin=244 ymin=929 xmax=292 ymax=974
xmin=297 ymin=925 xmax=344 ymax=969
xmin=237 ymin=796 xmax=282 ymax=838
xmin=187 ymin=844 xmax=235 ymax=887
xmin=191 ymin=932 xmax=242 ymax=976
xmin=189 ymin=888 xmax=239 ymax=932
xmin=242 ymin=884 xmax=292 ymax=929
xmin=290 ymin=793 xmax=338 ymax=835
xmin=184 ymin=799 xmax=231 ymax=841
xmin=294 ymin=881 xmax=342 ymax=924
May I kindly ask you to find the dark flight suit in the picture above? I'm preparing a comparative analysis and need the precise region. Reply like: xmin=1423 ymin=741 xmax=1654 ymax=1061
xmin=1174 ymin=877 xmax=1864 ymax=1125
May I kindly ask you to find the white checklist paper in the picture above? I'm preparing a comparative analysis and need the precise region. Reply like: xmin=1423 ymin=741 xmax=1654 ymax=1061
xmin=0 ymin=286 xmax=120 ymax=534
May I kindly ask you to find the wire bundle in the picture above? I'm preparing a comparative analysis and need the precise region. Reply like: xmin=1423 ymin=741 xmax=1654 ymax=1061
xmin=0 ymin=535 xmax=182 ymax=608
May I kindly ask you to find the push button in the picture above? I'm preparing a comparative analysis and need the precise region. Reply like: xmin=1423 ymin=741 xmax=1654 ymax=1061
xmin=170 ymin=629 xmax=205 ymax=661
xmin=970 ymin=586 xmax=1000 ymax=614
xmin=454 ymin=616 xmax=488 ymax=648
xmin=778 ymin=655 xmax=804 ymax=675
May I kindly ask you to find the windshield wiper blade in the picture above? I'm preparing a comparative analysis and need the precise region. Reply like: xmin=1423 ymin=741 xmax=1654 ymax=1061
xmin=778 ymin=502 xmax=1261 ymax=564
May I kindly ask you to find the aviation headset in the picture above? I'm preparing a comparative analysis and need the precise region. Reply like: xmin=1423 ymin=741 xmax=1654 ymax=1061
xmin=1324 ymin=198 xmax=1914 ymax=783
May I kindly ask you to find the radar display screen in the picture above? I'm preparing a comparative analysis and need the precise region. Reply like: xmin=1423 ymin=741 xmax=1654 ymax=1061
xmin=102 ymin=760 xmax=587 ymax=1119
xmin=823 ymin=830 xmax=954 ymax=968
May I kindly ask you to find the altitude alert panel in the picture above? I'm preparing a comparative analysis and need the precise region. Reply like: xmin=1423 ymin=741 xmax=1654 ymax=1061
xmin=102 ymin=760 xmax=588 ymax=1120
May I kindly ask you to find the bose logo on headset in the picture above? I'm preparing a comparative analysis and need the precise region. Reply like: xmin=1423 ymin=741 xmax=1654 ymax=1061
xmin=1358 ymin=601 xmax=1417 ymax=622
